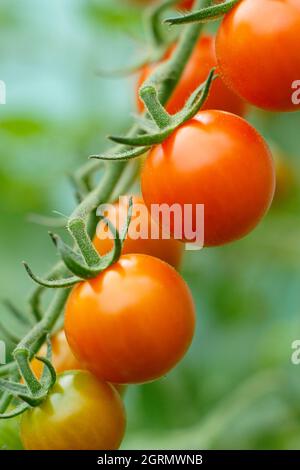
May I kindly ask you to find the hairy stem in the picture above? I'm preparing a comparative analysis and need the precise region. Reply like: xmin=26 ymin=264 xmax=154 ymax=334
xmin=0 ymin=0 xmax=212 ymax=413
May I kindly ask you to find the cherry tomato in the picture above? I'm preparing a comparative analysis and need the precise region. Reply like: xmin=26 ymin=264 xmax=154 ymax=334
xmin=93 ymin=196 xmax=183 ymax=269
xmin=65 ymin=254 xmax=195 ymax=384
xmin=137 ymin=35 xmax=245 ymax=116
xmin=216 ymin=0 xmax=300 ymax=112
xmin=20 ymin=371 xmax=126 ymax=450
xmin=141 ymin=110 xmax=275 ymax=247
xmin=30 ymin=330 xmax=126 ymax=396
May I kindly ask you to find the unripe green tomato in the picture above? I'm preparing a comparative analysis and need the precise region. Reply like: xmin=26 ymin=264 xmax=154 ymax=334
xmin=20 ymin=371 xmax=126 ymax=450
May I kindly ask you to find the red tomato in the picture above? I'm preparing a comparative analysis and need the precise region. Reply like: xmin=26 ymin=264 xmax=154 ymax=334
xmin=216 ymin=0 xmax=300 ymax=112
xmin=137 ymin=35 xmax=246 ymax=116
xmin=273 ymin=150 xmax=296 ymax=204
xmin=65 ymin=254 xmax=195 ymax=384
xmin=20 ymin=371 xmax=126 ymax=450
xmin=141 ymin=110 xmax=275 ymax=247
xmin=93 ymin=196 xmax=183 ymax=269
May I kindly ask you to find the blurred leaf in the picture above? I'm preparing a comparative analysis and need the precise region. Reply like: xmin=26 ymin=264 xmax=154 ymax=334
xmin=0 ymin=416 xmax=23 ymax=450
xmin=83 ymin=0 xmax=141 ymax=31
xmin=0 ymin=116 xmax=46 ymax=137
xmin=0 ymin=3 xmax=20 ymax=29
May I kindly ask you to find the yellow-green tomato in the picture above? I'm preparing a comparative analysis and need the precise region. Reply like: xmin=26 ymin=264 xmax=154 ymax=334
xmin=20 ymin=371 xmax=126 ymax=450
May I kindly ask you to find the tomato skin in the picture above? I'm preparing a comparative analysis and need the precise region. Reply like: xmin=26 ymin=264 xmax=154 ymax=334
xmin=179 ymin=0 xmax=194 ymax=7
xmin=141 ymin=110 xmax=275 ymax=247
xmin=216 ymin=0 xmax=300 ymax=112
xmin=93 ymin=196 xmax=183 ymax=269
xmin=20 ymin=371 xmax=126 ymax=450
xmin=137 ymin=35 xmax=245 ymax=116
xmin=65 ymin=254 xmax=195 ymax=384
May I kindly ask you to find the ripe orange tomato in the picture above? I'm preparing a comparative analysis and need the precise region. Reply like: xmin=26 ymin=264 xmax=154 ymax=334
xmin=141 ymin=110 xmax=275 ymax=247
xmin=216 ymin=0 xmax=300 ymax=112
xmin=65 ymin=254 xmax=195 ymax=384
xmin=20 ymin=371 xmax=126 ymax=450
xmin=93 ymin=196 xmax=183 ymax=269
xmin=137 ymin=35 xmax=245 ymax=116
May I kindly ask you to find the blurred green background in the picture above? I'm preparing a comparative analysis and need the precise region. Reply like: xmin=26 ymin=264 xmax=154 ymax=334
xmin=1 ymin=0 xmax=300 ymax=450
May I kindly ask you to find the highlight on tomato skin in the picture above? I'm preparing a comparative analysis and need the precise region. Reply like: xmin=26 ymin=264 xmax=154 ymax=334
xmin=216 ymin=0 xmax=300 ymax=112
xmin=137 ymin=35 xmax=246 ymax=117
xmin=65 ymin=253 xmax=196 ymax=385
xmin=141 ymin=110 xmax=276 ymax=248
xmin=93 ymin=195 xmax=183 ymax=270
xmin=20 ymin=371 xmax=126 ymax=450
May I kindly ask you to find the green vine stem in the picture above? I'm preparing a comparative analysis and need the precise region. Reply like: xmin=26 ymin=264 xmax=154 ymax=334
xmin=145 ymin=0 xmax=178 ymax=48
xmin=91 ymin=0 xmax=215 ymax=162
xmin=14 ymin=352 xmax=42 ymax=395
xmin=0 ymin=0 xmax=236 ymax=415
xmin=165 ymin=0 xmax=241 ymax=25
xmin=95 ymin=1 xmax=175 ymax=79
xmin=28 ymin=262 xmax=66 ymax=321
xmin=0 ymin=292 xmax=68 ymax=375
xmin=110 ymin=158 xmax=141 ymax=202
xmin=109 ymin=69 xmax=215 ymax=148
xmin=0 ymin=391 xmax=13 ymax=415
xmin=141 ymin=0 xmax=211 ymax=107
xmin=140 ymin=86 xmax=172 ymax=128
xmin=14 ymin=290 xmax=69 ymax=360
xmin=70 ymin=162 xmax=126 ymax=221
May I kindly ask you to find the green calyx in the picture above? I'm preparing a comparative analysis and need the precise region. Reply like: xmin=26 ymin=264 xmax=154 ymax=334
xmin=91 ymin=69 xmax=215 ymax=161
xmin=107 ymin=69 xmax=215 ymax=150
xmin=24 ymin=197 xmax=133 ymax=287
xmin=0 ymin=337 xmax=56 ymax=413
